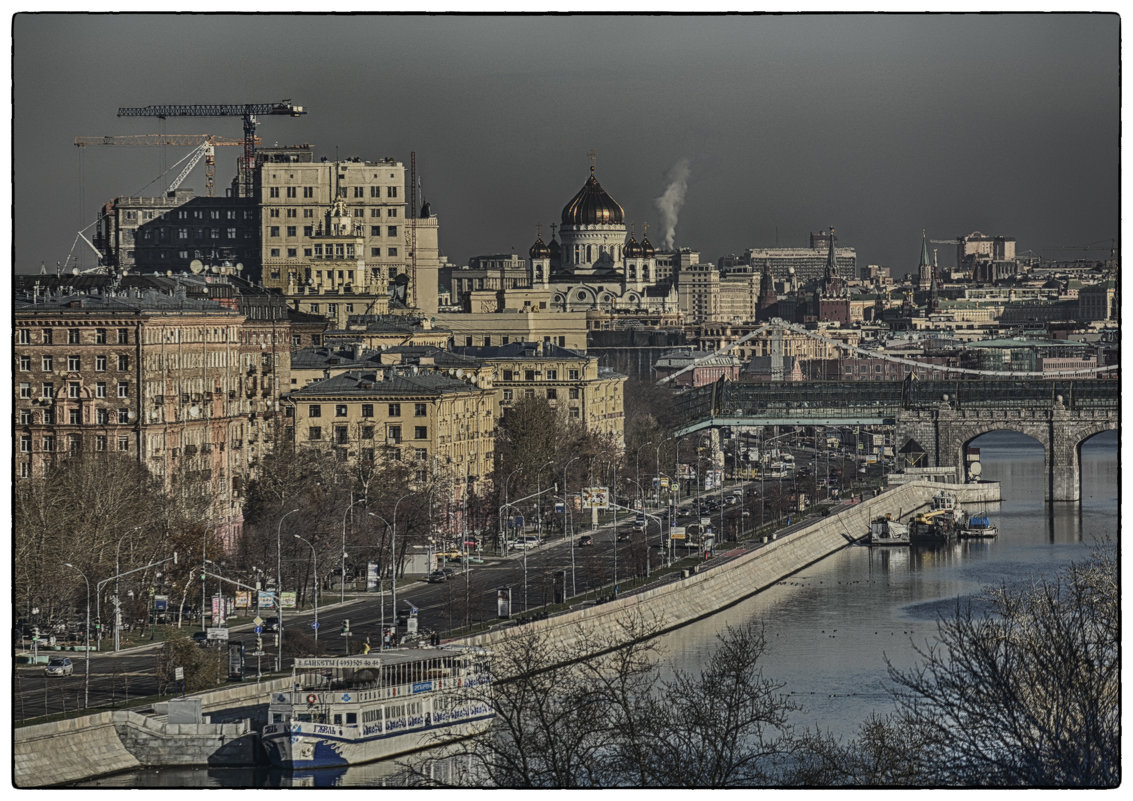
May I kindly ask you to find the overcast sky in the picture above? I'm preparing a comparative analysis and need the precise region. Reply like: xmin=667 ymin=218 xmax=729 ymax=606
xmin=11 ymin=12 xmax=1120 ymax=277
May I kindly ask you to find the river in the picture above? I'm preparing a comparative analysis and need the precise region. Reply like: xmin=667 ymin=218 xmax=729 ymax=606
xmin=78 ymin=430 xmax=1119 ymax=786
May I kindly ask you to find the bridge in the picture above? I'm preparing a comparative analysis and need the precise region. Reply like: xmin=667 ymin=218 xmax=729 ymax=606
xmin=672 ymin=378 xmax=1119 ymax=502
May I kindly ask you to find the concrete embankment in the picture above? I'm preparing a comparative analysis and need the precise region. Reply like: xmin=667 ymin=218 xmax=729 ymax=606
xmin=13 ymin=676 xmax=295 ymax=788
xmin=460 ymin=480 xmax=1001 ymax=656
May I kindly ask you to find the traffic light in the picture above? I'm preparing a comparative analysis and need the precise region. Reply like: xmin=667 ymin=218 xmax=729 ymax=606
xmin=32 ymin=626 xmax=39 ymax=642
xmin=341 ymin=619 xmax=351 ymax=637
xmin=256 ymin=635 xmax=263 ymax=653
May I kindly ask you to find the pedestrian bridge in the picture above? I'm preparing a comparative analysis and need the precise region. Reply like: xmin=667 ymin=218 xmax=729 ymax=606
xmin=672 ymin=378 xmax=1119 ymax=502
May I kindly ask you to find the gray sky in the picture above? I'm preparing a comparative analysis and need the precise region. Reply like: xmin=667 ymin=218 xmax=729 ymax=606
xmin=11 ymin=12 xmax=1121 ymax=276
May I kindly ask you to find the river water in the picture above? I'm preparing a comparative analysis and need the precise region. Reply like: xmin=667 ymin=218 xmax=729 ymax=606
xmin=78 ymin=430 xmax=1118 ymax=786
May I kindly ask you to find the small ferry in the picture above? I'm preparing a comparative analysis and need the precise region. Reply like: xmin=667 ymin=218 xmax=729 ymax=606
xmin=262 ymin=647 xmax=493 ymax=771
xmin=958 ymin=513 xmax=998 ymax=539
xmin=868 ymin=514 xmax=910 ymax=546
xmin=910 ymin=490 xmax=964 ymax=545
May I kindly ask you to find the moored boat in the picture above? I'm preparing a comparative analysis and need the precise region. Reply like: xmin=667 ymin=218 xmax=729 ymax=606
xmin=909 ymin=490 xmax=964 ymax=544
xmin=959 ymin=513 xmax=998 ymax=539
xmin=262 ymin=647 xmax=493 ymax=771
xmin=868 ymin=514 xmax=910 ymax=546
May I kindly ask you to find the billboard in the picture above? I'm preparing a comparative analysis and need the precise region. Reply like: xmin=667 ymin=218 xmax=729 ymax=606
xmin=367 ymin=562 xmax=381 ymax=591
xmin=258 ymin=590 xmax=275 ymax=609
xmin=234 ymin=591 xmax=251 ymax=609
xmin=581 ymin=487 xmax=609 ymax=509
xmin=280 ymin=591 xmax=297 ymax=610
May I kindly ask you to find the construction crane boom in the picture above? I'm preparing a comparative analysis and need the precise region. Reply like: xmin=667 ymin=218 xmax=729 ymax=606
xmin=74 ymin=134 xmax=258 ymax=196
xmin=116 ymin=100 xmax=306 ymax=196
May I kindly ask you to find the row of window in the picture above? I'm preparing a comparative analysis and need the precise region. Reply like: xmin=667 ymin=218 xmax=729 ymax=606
xmin=499 ymin=368 xmax=580 ymax=382
xmin=266 ymin=224 xmax=399 ymax=238
xmin=501 ymin=387 xmax=580 ymax=402
xmin=268 ymin=246 xmax=399 ymax=259
xmin=16 ymin=328 xmax=130 ymax=345
xmin=18 ymin=354 xmax=130 ymax=373
xmin=19 ymin=380 xmax=129 ymax=400
xmin=18 ymin=406 xmax=131 ymax=425
xmin=19 ymin=434 xmax=129 ymax=454
xmin=308 ymin=402 xmax=428 ymax=418
xmin=267 ymin=185 xmax=399 ymax=199
xmin=308 ymin=424 xmax=428 ymax=443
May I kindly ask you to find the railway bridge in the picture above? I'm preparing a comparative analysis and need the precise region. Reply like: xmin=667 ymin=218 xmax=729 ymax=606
xmin=672 ymin=378 xmax=1119 ymax=502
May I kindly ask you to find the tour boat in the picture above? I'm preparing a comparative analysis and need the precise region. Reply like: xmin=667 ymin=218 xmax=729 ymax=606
xmin=868 ymin=514 xmax=910 ymax=546
xmin=262 ymin=647 xmax=493 ymax=771
xmin=958 ymin=513 xmax=998 ymax=539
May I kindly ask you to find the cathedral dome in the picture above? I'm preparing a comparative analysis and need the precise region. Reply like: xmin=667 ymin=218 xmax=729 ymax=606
xmin=548 ymin=237 xmax=560 ymax=255
xmin=529 ymin=236 xmax=551 ymax=259
xmin=624 ymin=234 xmax=642 ymax=258
xmin=640 ymin=235 xmax=655 ymax=258
xmin=561 ymin=168 xmax=625 ymax=226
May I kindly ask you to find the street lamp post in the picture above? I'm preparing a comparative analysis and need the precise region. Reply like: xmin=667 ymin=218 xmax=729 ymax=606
xmin=293 ymin=534 xmax=319 ymax=642
xmin=275 ymin=508 xmax=299 ymax=672
xmin=111 ymin=524 xmax=144 ymax=652
xmin=390 ymin=493 xmax=412 ymax=644
xmin=563 ymin=454 xmax=583 ymax=595
xmin=63 ymin=562 xmax=90 ymax=709
xmin=341 ymin=496 xmax=365 ymax=605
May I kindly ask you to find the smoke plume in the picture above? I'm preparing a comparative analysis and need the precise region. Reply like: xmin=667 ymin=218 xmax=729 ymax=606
xmin=653 ymin=158 xmax=691 ymax=250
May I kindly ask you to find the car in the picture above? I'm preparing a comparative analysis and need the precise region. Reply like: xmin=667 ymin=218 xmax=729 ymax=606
xmin=192 ymin=631 xmax=209 ymax=647
xmin=44 ymin=657 xmax=73 ymax=677
xmin=616 ymin=531 xmax=631 ymax=542
xmin=427 ymin=570 xmax=448 ymax=584
xmin=577 ymin=535 xmax=593 ymax=547
xmin=509 ymin=536 xmax=541 ymax=550
xmin=262 ymin=617 xmax=280 ymax=632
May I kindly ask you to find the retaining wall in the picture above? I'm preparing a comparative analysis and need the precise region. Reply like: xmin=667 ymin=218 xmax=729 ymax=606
xmin=461 ymin=481 xmax=1001 ymax=656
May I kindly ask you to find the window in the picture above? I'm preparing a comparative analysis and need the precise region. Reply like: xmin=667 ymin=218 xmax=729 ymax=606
xmin=569 ymin=369 xmax=580 ymax=380
xmin=118 ymin=328 xmax=129 ymax=344
xmin=304 ymin=186 xmax=314 ymax=198
xmin=18 ymin=355 xmax=30 ymax=371
xmin=20 ymin=435 xmax=31 ymax=453
xmin=96 ymin=328 xmax=107 ymax=344
xmin=569 ymin=388 xmax=580 ymax=400
xmin=388 ymin=403 xmax=401 ymax=417
xmin=414 ymin=426 xmax=428 ymax=440
xmin=17 ymin=328 xmax=29 ymax=344
xmin=414 ymin=449 xmax=428 ymax=463
xmin=269 ymin=187 xmax=280 ymax=198
xmin=96 ymin=382 xmax=107 ymax=398
xmin=371 ymin=247 xmax=380 ymax=257
xmin=503 ymin=370 xmax=514 ymax=381
xmin=361 ymin=404 xmax=373 ymax=418
xmin=570 ymin=408 xmax=580 ymax=419
xmin=118 ymin=408 xmax=130 ymax=424
xmin=42 ymin=355 xmax=53 ymax=371
xmin=43 ymin=329 xmax=53 ymax=344
xmin=43 ymin=436 xmax=55 ymax=452
xmin=19 ymin=382 xmax=30 ymax=398
xmin=336 ymin=404 xmax=348 ymax=417
xmin=270 ymin=248 xmax=280 ymax=257
xmin=41 ymin=383 xmax=54 ymax=398
xmin=118 ymin=436 xmax=130 ymax=452
xmin=118 ymin=355 xmax=129 ymax=371
xmin=387 ymin=425 xmax=402 ymax=443
xmin=95 ymin=355 xmax=107 ymax=372
xmin=69 ymin=382 xmax=80 ymax=398
xmin=287 ymin=248 xmax=297 ymax=258
xmin=67 ymin=435 xmax=81 ymax=453
xmin=335 ymin=426 xmax=349 ymax=444
xmin=525 ymin=370 xmax=536 ymax=382
xmin=307 ymin=404 xmax=322 ymax=417
xmin=42 ymin=409 xmax=54 ymax=425
xmin=269 ymin=208 xmax=280 ymax=218
xmin=19 ymin=461 xmax=29 ymax=478
xmin=414 ymin=403 xmax=427 ymax=416
xmin=286 ymin=186 xmax=297 ymax=198
xmin=97 ymin=409 xmax=109 ymax=425
xmin=546 ymin=369 xmax=557 ymax=380
xmin=524 ymin=389 xmax=535 ymax=399
xmin=287 ymin=225 xmax=297 ymax=237
xmin=92 ymin=435 xmax=106 ymax=451
xmin=118 ymin=382 xmax=129 ymax=398
xmin=371 ymin=226 xmax=381 ymax=236
xmin=69 ymin=408 xmax=81 ymax=425
xmin=354 ymin=186 xmax=364 ymax=198
xmin=308 ymin=426 xmax=322 ymax=441
xmin=68 ymin=355 xmax=81 ymax=371
xmin=388 ymin=247 xmax=398 ymax=257
xmin=370 ymin=186 xmax=381 ymax=197
xmin=502 ymin=389 xmax=513 ymax=402
xmin=361 ymin=426 xmax=374 ymax=439
xmin=269 ymin=226 xmax=280 ymax=237
xmin=19 ymin=409 xmax=31 ymax=425
xmin=547 ymin=388 xmax=557 ymax=400
xmin=387 ymin=186 xmax=398 ymax=198
xmin=387 ymin=226 xmax=397 ymax=237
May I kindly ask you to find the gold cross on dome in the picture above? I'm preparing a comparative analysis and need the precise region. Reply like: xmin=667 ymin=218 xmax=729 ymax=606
xmin=536 ymin=223 xmax=543 ymax=239
xmin=587 ymin=149 xmax=597 ymax=173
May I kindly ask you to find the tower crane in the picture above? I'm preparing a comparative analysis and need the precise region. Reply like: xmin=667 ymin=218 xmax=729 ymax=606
xmin=116 ymin=100 xmax=306 ymax=196
xmin=74 ymin=134 xmax=258 ymax=197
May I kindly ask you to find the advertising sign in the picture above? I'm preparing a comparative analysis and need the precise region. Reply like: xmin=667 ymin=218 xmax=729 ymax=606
xmin=366 ymin=562 xmax=380 ymax=591
xmin=280 ymin=591 xmax=297 ymax=610
xmin=497 ymin=586 xmax=512 ymax=619
xmin=153 ymin=594 xmax=168 ymax=613
xmin=258 ymin=590 xmax=275 ymax=609
xmin=234 ymin=591 xmax=250 ymax=609
xmin=581 ymin=487 xmax=609 ymax=509
xmin=211 ymin=595 xmax=226 ymax=625
xmin=669 ymin=526 xmax=687 ymax=540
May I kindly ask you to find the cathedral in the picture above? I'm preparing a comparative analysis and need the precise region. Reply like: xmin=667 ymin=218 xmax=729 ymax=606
xmin=526 ymin=165 xmax=677 ymax=313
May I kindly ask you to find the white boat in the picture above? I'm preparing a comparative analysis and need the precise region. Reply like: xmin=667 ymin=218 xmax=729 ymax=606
xmin=959 ymin=513 xmax=998 ymax=539
xmin=262 ymin=647 xmax=493 ymax=771
xmin=869 ymin=514 xmax=910 ymax=546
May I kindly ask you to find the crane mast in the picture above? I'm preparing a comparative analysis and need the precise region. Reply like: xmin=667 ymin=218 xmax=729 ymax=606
xmin=74 ymin=134 xmax=256 ymax=197
xmin=117 ymin=101 xmax=306 ymax=196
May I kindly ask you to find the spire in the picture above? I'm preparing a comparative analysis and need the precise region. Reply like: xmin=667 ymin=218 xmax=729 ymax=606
xmin=919 ymin=229 xmax=932 ymax=269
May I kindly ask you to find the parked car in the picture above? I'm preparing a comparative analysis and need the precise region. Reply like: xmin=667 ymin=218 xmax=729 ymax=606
xmin=427 ymin=570 xmax=449 ymax=584
xmin=44 ymin=657 xmax=73 ymax=677
xmin=577 ymin=535 xmax=593 ymax=547
xmin=509 ymin=536 xmax=541 ymax=550
xmin=263 ymin=617 xmax=280 ymax=632
xmin=192 ymin=631 xmax=209 ymax=647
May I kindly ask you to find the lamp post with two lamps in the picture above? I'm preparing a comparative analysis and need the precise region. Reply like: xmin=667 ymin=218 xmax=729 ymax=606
xmin=293 ymin=534 xmax=319 ymax=642
xmin=62 ymin=562 xmax=90 ymax=709
xmin=275 ymin=508 xmax=299 ymax=672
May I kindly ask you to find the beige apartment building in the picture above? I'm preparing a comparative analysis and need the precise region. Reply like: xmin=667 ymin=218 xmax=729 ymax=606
xmin=284 ymin=368 xmax=496 ymax=494
xmin=257 ymin=145 xmax=441 ymax=320
xmin=14 ymin=287 xmax=289 ymax=547
xmin=452 ymin=342 xmax=626 ymax=447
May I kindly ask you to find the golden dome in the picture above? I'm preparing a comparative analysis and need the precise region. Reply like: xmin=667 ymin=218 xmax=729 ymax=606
xmin=561 ymin=168 xmax=625 ymax=226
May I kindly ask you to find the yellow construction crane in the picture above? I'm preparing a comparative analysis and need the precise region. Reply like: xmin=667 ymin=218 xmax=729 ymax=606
xmin=73 ymin=133 xmax=260 ymax=197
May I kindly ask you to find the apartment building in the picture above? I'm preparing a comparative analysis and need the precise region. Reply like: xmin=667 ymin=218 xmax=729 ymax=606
xmin=14 ymin=285 xmax=289 ymax=547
